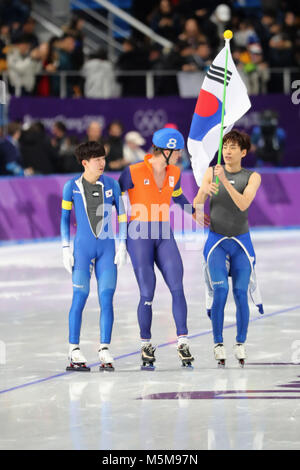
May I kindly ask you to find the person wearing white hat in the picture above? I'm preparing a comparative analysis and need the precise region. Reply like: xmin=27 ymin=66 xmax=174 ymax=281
xmin=210 ymin=4 xmax=232 ymax=48
xmin=123 ymin=131 xmax=146 ymax=165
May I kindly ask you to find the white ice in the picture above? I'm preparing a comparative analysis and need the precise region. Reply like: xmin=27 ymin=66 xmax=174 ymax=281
xmin=0 ymin=229 xmax=299 ymax=450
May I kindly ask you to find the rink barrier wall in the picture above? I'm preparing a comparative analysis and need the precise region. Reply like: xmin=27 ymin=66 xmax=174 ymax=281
xmin=0 ymin=169 xmax=299 ymax=242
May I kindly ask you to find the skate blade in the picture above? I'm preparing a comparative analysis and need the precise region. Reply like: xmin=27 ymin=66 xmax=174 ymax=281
xmin=99 ymin=363 xmax=115 ymax=372
xmin=181 ymin=361 xmax=194 ymax=369
xmin=66 ymin=364 xmax=90 ymax=372
xmin=238 ymin=359 xmax=245 ymax=368
xmin=217 ymin=360 xmax=226 ymax=369
xmin=141 ymin=364 xmax=155 ymax=371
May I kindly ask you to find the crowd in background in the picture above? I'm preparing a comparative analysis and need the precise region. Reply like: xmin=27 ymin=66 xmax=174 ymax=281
xmin=0 ymin=0 xmax=291 ymax=176
xmin=0 ymin=0 xmax=299 ymax=97
xmin=0 ymin=118 xmax=158 ymax=176
xmin=0 ymin=109 xmax=286 ymax=177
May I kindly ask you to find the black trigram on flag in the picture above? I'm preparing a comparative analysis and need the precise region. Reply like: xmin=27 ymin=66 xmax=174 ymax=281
xmin=206 ymin=64 xmax=232 ymax=86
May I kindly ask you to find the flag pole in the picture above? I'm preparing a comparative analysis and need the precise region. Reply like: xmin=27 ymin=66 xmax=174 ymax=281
xmin=215 ymin=30 xmax=233 ymax=187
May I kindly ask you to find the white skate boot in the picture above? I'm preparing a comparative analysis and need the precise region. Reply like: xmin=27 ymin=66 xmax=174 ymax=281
xmin=66 ymin=346 xmax=90 ymax=372
xmin=214 ymin=343 xmax=226 ymax=368
xmin=99 ymin=347 xmax=114 ymax=372
xmin=234 ymin=343 xmax=246 ymax=368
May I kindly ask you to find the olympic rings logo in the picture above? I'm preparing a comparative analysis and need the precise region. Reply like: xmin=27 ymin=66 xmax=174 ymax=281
xmin=133 ymin=109 xmax=168 ymax=137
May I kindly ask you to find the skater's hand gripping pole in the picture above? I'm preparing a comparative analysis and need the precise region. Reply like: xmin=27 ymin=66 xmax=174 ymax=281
xmin=215 ymin=30 xmax=233 ymax=192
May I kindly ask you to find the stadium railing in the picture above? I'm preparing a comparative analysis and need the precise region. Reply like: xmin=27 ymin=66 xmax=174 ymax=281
xmin=1 ymin=67 xmax=298 ymax=99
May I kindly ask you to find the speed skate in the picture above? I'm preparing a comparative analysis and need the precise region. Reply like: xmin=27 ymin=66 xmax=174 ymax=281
xmin=234 ymin=343 xmax=246 ymax=368
xmin=214 ymin=343 xmax=226 ymax=368
xmin=66 ymin=347 xmax=90 ymax=372
xmin=98 ymin=347 xmax=115 ymax=372
xmin=141 ymin=343 xmax=156 ymax=370
xmin=178 ymin=343 xmax=194 ymax=368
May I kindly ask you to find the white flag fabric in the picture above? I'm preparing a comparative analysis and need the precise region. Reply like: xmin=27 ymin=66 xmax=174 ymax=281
xmin=187 ymin=43 xmax=251 ymax=186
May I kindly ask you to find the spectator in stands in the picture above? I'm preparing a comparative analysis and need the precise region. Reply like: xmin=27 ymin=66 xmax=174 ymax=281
xmin=104 ymin=120 xmax=125 ymax=171
xmin=7 ymin=33 xmax=42 ymax=96
xmin=123 ymin=131 xmax=145 ymax=164
xmin=52 ymin=121 xmax=68 ymax=152
xmin=149 ymin=0 xmax=181 ymax=42
xmin=20 ymin=17 xmax=38 ymax=48
xmin=82 ymin=48 xmax=118 ymax=98
xmin=234 ymin=19 xmax=259 ymax=48
xmin=51 ymin=122 xmax=81 ymax=173
xmin=59 ymin=134 xmax=82 ymax=173
xmin=282 ymin=11 xmax=298 ymax=43
xmin=0 ymin=23 xmax=10 ymax=45
xmin=193 ymin=5 xmax=219 ymax=53
xmin=176 ymin=0 xmax=220 ymax=22
xmin=46 ymin=34 xmax=82 ymax=97
xmin=178 ymin=17 xmax=206 ymax=49
xmin=2 ymin=0 xmax=299 ymax=99
xmin=210 ymin=3 xmax=232 ymax=49
xmin=35 ymin=36 xmax=59 ymax=96
xmin=269 ymin=25 xmax=295 ymax=66
xmin=62 ymin=15 xmax=85 ymax=44
xmin=116 ymin=38 xmax=149 ymax=96
xmin=242 ymin=42 xmax=270 ymax=94
xmin=252 ymin=9 xmax=274 ymax=57
xmin=177 ymin=39 xmax=212 ymax=71
xmin=148 ymin=43 xmax=181 ymax=95
xmin=0 ymin=24 xmax=10 ymax=71
xmin=19 ymin=121 xmax=56 ymax=174
xmin=11 ymin=16 xmax=38 ymax=49
xmin=251 ymin=109 xmax=286 ymax=167
xmin=0 ymin=121 xmax=24 ymax=176
xmin=63 ymin=18 xmax=85 ymax=96
xmin=267 ymin=23 xmax=295 ymax=91
xmin=55 ymin=34 xmax=77 ymax=68
xmin=86 ymin=121 xmax=104 ymax=144
xmin=51 ymin=120 xmax=69 ymax=172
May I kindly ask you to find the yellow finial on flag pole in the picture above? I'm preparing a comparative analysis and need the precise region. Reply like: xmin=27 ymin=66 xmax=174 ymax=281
xmin=224 ymin=30 xmax=233 ymax=40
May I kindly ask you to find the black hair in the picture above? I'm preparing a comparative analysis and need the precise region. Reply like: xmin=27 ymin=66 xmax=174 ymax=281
xmin=74 ymin=141 xmax=106 ymax=164
xmin=108 ymin=120 xmax=124 ymax=132
xmin=54 ymin=121 xmax=67 ymax=133
xmin=223 ymin=129 xmax=251 ymax=152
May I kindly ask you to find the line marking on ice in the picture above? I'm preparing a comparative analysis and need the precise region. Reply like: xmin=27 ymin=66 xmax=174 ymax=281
xmin=0 ymin=304 xmax=299 ymax=396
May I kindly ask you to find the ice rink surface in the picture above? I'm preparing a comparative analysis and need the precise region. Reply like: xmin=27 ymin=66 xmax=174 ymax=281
xmin=0 ymin=229 xmax=300 ymax=450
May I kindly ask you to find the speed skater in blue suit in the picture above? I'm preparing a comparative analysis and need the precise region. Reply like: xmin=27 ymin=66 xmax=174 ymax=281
xmin=193 ymin=130 xmax=263 ymax=367
xmin=60 ymin=141 xmax=127 ymax=371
